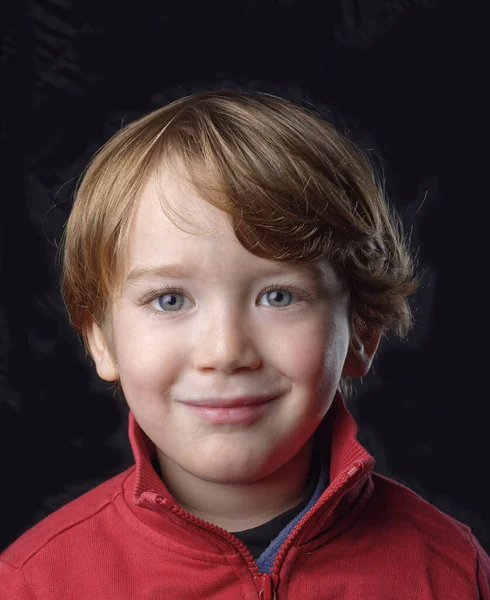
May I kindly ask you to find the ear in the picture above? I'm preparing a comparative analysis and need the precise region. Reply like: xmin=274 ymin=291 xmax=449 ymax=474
xmin=342 ymin=329 xmax=382 ymax=378
xmin=85 ymin=321 xmax=119 ymax=382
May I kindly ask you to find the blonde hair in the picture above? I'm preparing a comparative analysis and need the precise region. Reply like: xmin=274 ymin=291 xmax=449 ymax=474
xmin=60 ymin=90 xmax=420 ymax=397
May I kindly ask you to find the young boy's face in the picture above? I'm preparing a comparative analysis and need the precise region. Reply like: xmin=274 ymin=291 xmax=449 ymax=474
xmin=89 ymin=170 xmax=362 ymax=487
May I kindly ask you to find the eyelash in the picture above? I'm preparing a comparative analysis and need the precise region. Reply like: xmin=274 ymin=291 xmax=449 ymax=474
xmin=138 ymin=281 xmax=314 ymax=316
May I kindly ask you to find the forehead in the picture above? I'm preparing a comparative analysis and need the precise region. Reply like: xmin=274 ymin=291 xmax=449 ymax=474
xmin=123 ymin=169 xmax=342 ymax=288
xmin=132 ymin=168 xmax=232 ymax=240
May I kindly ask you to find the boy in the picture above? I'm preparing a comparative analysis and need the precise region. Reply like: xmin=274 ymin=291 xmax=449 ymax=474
xmin=1 ymin=90 xmax=488 ymax=599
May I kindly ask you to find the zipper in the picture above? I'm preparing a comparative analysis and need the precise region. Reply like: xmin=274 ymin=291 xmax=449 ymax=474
xmin=154 ymin=460 xmax=364 ymax=599
xmin=254 ymin=573 xmax=277 ymax=599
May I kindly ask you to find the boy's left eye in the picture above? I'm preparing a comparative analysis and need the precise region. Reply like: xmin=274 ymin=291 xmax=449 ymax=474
xmin=257 ymin=286 xmax=297 ymax=308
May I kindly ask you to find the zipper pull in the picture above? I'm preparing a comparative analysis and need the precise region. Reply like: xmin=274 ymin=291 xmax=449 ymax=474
xmin=254 ymin=574 xmax=277 ymax=599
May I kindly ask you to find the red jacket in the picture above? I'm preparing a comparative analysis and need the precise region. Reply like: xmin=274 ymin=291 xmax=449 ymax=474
xmin=1 ymin=392 xmax=489 ymax=599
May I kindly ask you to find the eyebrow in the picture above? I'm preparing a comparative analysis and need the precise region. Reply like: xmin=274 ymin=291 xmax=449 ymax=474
xmin=125 ymin=262 xmax=323 ymax=287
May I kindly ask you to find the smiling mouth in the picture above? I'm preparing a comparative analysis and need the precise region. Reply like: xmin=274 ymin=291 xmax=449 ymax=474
xmin=182 ymin=396 xmax=278 ymax=425
xmin=183 ymin=394 xmax=278 ymax=409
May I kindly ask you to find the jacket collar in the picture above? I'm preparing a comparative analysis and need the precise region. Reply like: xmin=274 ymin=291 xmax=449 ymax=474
xmin=124 ymin=390 xmax=376 ymax=546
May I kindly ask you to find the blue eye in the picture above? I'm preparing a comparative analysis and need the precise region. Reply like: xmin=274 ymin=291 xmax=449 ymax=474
xmin=260 ymin=288 xmax=294 ymax=308
xmin=153 ymin=287 xmax=186 ymax=312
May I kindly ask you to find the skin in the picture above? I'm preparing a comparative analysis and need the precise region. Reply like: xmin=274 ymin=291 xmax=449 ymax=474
xmin=87 ymin=169 xmax=380 ymax=532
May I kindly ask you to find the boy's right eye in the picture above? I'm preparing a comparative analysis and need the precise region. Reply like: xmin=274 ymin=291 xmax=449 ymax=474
xmin=151 ymin=287 xmax=187 ymax=312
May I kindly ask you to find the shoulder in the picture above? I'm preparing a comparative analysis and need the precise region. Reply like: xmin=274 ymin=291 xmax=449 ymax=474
xmin=368 ymin=471 xmax=481 ymax=565
xmin=0 ymin=467 xmax=134 ymax=569
xmin=349 ymin=472 xmax=490 ymax=594
xmin=370 ymin=471 xmax=471 ymax=535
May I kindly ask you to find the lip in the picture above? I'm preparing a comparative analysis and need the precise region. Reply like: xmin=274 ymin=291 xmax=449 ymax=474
xmin=183 ymin=395 xmax=279 ymax=409
xmin=181 ymin=395 xmax=279 ymax=425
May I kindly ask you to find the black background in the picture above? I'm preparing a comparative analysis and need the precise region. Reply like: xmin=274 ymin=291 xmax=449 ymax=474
xmin=1 ymin=0 xmax=487 ymax=554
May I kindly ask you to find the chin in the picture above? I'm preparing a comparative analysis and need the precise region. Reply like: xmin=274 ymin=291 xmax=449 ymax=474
xmin=189 ymin=457 xmax=272 ymax=485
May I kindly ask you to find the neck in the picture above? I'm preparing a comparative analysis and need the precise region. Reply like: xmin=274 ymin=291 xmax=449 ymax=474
xmin=155 ymin=438 xmax=316 ymax=532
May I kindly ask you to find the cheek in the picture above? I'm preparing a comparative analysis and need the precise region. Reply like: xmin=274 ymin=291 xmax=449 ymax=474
xmin=111 ymin=314 xmax=181 ymax=398
xmin=270 ymin=311 xmax=350 ymax=385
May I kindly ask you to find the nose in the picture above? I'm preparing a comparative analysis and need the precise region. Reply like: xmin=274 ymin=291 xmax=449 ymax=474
xmin=192 ymin=307 xmax=262 ymax=374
